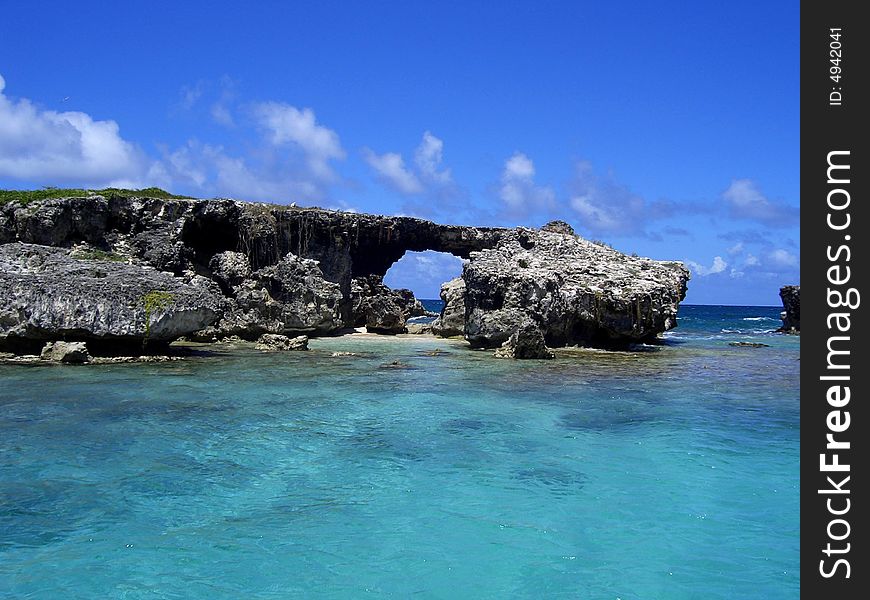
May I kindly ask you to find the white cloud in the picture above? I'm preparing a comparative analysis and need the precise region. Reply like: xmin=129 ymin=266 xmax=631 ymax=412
xmin=414 ymin=131 xmax=452 ymax=184
xmin=365 ymin=131 xmax=454 ymax=199
xmin=499 ymin=152 xmax=556 ymax=215
xmin=744 ymin=254 xmax=760 ymax=267
xmin=722 ymin=179 xmax=798 ymax=225
xmin=567 ymin=160 xmax=658 ymax=236
xmin=252 ymin=102 xmax=345 ymax=180
xmin=362 ymin=149 xmax=424 ymax=195
xmin=210 ymin=103 xmax=234 ymax=127
xmin=685 ymin=255 xmax=728 ymax=276
xmin=727 ymin=242 xmax=744 ymax=255
xmin=767 ymin=248 xmax=798 ymax=268
xmin=0 ymin=73 xmax=149 ymax=186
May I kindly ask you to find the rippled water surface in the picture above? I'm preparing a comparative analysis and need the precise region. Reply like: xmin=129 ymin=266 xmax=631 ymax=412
xmin=0 ymin=305 xmax=799 ymax=598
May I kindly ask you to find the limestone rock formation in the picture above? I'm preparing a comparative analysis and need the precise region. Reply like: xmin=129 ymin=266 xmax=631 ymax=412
xmin=255 ymin=333 xmax=309 ymax=351
xmin=493 ymin=321 xmax=555 ymax=359
xmin=0 ymin=243 xmax=223 ymax=353
xmin=0 ymin=193 xmax=690 ymax=353
xmin=463 ymin=228 xmax=690 ymax=348
xmin=349 ymin=275 xmax=429 ymax=334
xmin=778 ymin=285 xmax=800 ymax=333
xmin=197 ymin=251 xmax=344 ymax=340
xmin=432 ymin=277 xmax=466 ymax=338
xmin=40 ymin=341 xmax=91 ymax=363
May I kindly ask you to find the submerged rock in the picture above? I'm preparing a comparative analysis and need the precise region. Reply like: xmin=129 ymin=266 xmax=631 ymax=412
xmin=40 ymin=341 xmax=91 ymax=363
xmin=729 ymin=341 xmax=771 ymax=348
xmin=255 ymin=333 xmax=309 ymax=351
xmin=778 ymin=285 xmax=800 ymax=334
xmin=464 ymin=227 xmax=689 ymax=349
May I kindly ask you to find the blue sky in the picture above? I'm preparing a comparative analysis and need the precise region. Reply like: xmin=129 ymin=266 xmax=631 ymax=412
xmin=0 ymin=1 xmax=799 ymax=304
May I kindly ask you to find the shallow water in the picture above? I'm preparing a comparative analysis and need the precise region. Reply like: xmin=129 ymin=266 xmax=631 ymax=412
xmin=0 ymin=305 xmax=799 ymax=598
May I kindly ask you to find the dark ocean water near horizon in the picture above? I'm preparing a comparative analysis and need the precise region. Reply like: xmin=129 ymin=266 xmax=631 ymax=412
xmin=0 ymin=304 xmax=799 ymax=599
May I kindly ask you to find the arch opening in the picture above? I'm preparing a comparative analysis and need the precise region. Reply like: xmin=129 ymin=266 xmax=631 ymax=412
xmin=383 ymin=250 xmax=464 ymax=320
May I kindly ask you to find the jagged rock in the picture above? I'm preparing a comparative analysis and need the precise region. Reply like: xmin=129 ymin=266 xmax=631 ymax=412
xmin=255 ymin=333 xmax=309 ymax=351
xmin=464 ymin=228 xmax=689 ymax=348
xmin=493 ymin=322 xmax=554 ymax=359
xmin=350 ymin=275 xmax=408 ymax=334
xmin=405 ymin=322 xmax=433 ymax=335
xmin=541 ymin=220 xmax=576 ymax=236
xmin=200 ymin=252 xmax=344 ymax=339
xmin=0 ymin=243 xmax=223 ymax=353
xmin=432 ymin=277 xmax=466 ymax=337
xmin=778 ymin=285 xmax=800 ymax=333
xmin=1 ymin=194 xmax=690 ymax=351
xmin=209 ymin=251 xmax=251 ymax=289
xmin=40 ymin=341 xmax=91 ymax=363
xmin=729 ymin=341 xmax=770 ymax=348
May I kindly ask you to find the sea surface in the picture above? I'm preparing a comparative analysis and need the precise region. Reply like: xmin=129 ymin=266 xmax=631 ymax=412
xmin=0 ymin=305 xmax=799 ymax=599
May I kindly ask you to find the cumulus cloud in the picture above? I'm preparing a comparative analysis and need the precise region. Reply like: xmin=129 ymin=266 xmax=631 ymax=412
xmin=567 ymin=160 xmax=674 ymax=236
xmin=362 ymin=149 xmax=424 ymax=195
xmin=727 ymin=242 xmax=744 ymax=255
xmin=685 ymin=255 xmax=728 ymax=277
xmin=766 ymin=248 xmax=798 ymax=268
xmin=722 ymin=179 xmax=798 ymax=226
xmin=498 ymin=152 xmax=556 ymax=215
xmin=0 ymin=73 xmax=149 ymax=186
xmin=252 ymin=102 xmax=345 ymax=180
xmin=364 ymin=131 xmax=454 ymax=199
xmin=414 ymin=131 xmax=452 ymax=184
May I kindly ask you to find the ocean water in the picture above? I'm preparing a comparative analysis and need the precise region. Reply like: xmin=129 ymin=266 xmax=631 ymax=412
xmin=0 ymin=305 xmax=799 ymax=599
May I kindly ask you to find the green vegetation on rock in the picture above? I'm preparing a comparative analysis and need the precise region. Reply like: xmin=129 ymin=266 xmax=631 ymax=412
xmin=0 ymin=187 xmax=189 ymax=206
xmin=142 ymin=290 xmax=176 ymax=338
xmin=70 ymin=248 xmax=126 ymax=262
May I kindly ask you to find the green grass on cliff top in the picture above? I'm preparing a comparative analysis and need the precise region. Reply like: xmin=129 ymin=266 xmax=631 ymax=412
xmin=0 ymin=187 xmax=189 ymax=206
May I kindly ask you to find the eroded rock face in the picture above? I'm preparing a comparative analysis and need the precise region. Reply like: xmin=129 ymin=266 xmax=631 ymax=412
xmin=349 ymin=275 xmax=430 ymax=334
xmin=0 ymin=243 xmax=223 ymax=353
xmin=432 ymin=277 xmax=466 ymax=338
xmin=493 ymin=321 xmax=554 ymax=360
xmin=0 ymin=194 xmax=690 ymax=351
xmin=463 ymin=228 xmax=690 ymax=348
xmin=778 ymin=285 xmax=800 ymax=333
xmin=197 ymin=251 xmax=344 ymax=340
xmin=40 ymin=341 xmax=91 ymax=363
xmin=255 ymin=333 xmax=309 ymax=351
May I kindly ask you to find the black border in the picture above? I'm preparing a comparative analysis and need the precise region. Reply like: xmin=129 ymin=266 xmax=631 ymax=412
xmin=801 ymin=2 xmax=867 ymax=595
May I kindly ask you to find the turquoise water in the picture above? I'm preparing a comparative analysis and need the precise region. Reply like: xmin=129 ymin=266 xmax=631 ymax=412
xmin=0 ymin=305 xmax=799 ymax=599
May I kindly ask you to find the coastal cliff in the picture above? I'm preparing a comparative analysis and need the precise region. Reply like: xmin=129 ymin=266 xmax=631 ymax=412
xmin=0 ymin=192 xmax=690 ymax=357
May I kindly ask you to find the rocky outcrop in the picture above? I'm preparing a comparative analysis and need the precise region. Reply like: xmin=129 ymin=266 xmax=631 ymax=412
xmin=432 ymin=277 xmax=466 ymax=337
xmin=493 ymin=321 xmax=554 ymax=359
xmin=778 ymin=285 xmax=800 ymax=333
xmin=350 ymin=275 xmax=431 ymax=334
xmin=255 ymin=333 xmax=309 ymax=351
xmin=194 ymin=251 xmax=344 ymax=340
xmin=463 ymin=228 xmax=689 ymax=348
xmin=0 ymin=243 xmax=222 ymax=353
xmin=0 ymin=193 xmax=690 ymax=353
xmin=40 ymin=341 xmax=91 ymax=363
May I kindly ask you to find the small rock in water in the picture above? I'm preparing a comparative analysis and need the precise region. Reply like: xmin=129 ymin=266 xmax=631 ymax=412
xmin=255 ymin=334 xmax=309 ymax=351
xmin=728 ymin=341 xmax=770 ymax=348
xmin=40 ymin=341 xmax=91 ymax=364
xmin=379 ymin=360 xmax=414 ymax=369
